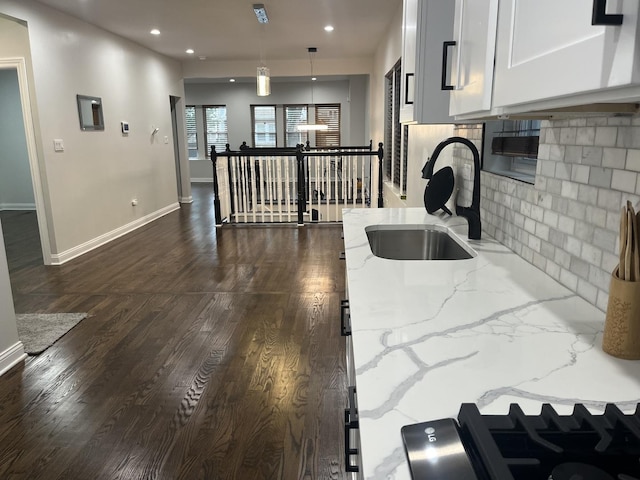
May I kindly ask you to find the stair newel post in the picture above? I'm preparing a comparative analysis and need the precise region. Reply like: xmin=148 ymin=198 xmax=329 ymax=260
xmin=377 ymin=142 xmax=384 ymax=208
xmin=211 ymin=145 xmax=223 ymax=226
xmin=296 ymin=146 xmax=305 ymax=226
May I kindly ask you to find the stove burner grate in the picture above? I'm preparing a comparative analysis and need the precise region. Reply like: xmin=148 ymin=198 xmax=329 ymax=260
xmin=457 ymin=403 xmax=640 ymax=480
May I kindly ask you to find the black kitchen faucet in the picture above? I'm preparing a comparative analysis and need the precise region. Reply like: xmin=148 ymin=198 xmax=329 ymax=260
xmin=422 ymin=136 xmax=482 ymax=240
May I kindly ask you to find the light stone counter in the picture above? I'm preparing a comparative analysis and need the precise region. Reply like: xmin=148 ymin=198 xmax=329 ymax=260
xmin=342 ymin=207 xmax=640 ymax=480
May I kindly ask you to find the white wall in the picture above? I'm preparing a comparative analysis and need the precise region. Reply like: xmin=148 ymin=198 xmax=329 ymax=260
xmin=0 ymin=68 xmax=34 ymax=209
xmin=0 ymin=220 xmax=25 ymax=376
xmin=0 ymin=1 xmax=188 ymax=262
xmin=185 ymin=77 xmax=369 ymax=180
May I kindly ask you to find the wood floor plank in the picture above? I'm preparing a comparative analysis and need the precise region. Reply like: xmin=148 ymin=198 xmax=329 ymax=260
xmin=0 ymin=184 xmax=349 ymax=479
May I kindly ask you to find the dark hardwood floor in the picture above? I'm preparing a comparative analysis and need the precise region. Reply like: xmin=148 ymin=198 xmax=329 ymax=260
xmin=0 ymin=184 xmax=348 ymax=480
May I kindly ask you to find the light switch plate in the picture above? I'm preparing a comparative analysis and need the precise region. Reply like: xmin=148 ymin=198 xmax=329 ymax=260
xmin=53 ymin=139 xmax=64 ymax=152
xmin=163 ymin=136 xmax=169 ymax=144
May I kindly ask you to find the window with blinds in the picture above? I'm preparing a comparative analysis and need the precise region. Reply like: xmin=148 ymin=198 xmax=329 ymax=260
xmin=203 ymin=105 xmax=228 ymax=156
xmin=185 ymin=105 xmax=198 ymax=159
xmin=252 ymin=105 xmax=277 ymax=147
xmin=284 ymin=105 xmax=308 ymax=147
xmin=315 ymin=104 xmax=341 ymax=147
xmin=383 ymin=60 xmax=403 ymax=189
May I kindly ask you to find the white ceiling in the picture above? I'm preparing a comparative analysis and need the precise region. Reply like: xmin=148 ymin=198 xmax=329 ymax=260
xmin=33 ymin=0 xmax=401 ymax=65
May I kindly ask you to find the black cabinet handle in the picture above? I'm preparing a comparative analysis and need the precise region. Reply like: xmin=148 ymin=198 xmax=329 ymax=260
xmin=341 ymin=299 xmax=351 ymax=336
xmin=441 ymin=41 xmax=456 ymax=91
xmin=592 ymin=0 xmax=623 ymax=25
xmin=405 ymin=73 xmax=414 ymax=105
xmin=344 ymin=386 xmax=359 ymax=473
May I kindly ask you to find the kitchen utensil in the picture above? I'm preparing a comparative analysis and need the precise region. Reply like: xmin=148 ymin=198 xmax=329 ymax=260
xmin=620 ymin=206 xmax=627 ymax=280
xmin=423 ymin=166 xmax=454 ymax=215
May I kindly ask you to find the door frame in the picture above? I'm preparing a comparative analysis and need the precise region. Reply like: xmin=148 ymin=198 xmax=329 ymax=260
xmin=0 ymin=57 xmax=52 ymax=265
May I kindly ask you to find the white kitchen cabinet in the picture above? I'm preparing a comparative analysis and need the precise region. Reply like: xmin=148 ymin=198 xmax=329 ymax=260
xmin=493 ymin=0 xmax=640 ymax=109
xmin=400 ymin=0 xmax=455 ymax=124
xmin=447 ymin=0 xmax=499 ymax=117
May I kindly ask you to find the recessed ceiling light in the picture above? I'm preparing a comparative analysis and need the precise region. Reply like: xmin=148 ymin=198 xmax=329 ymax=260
xmin=198 ymin=56 xmax=207 ymax=61
xmin=312 ymin=77 xmax=317 ymax=81
xmin=150 ymin=28 xmax=160 ymax=35
xmin=186 ymin=49 xmax=195 ymax=54
xmin=324 ymin=25 xmax=334 ymax=32
xmin=229 ymin=78 xmax=236 ymax=82
xmin=253 ymin=4 xmax=269 ymax=24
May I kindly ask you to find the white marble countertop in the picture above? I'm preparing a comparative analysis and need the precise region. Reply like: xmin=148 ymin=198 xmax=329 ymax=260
xmin=342 ymin=207 xmax=640 ymax=480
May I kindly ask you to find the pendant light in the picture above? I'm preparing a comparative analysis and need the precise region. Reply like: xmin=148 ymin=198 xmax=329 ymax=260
xmin=298 ymin=47 xmax=328 ymax=131
xmin=257 ymin=66 xmax=270 ymax=97
xmin=254 ymin=4 xmax=271 ymax=96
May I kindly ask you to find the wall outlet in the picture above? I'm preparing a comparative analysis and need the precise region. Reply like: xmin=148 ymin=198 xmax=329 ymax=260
xmin=131 ymin=199 xmax=138 ymax=206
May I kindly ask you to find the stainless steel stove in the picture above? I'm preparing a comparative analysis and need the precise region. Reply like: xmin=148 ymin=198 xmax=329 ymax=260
xmin=401 ymin=403 xmax=640 ymax=479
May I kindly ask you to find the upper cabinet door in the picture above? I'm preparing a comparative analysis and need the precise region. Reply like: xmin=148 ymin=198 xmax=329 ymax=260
xmin=493 ymin=0 xmax=640 ymax=108
xmin=400 ymin=0 xmax=418 ymax=123
xmin=448 ymin=0 xmax=500 ymax=116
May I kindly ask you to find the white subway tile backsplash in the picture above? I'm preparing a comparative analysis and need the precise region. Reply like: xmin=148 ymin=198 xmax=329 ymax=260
xmin=627 ymin=149 xmax=640 ymax=172
xmin=561 ymin=181 xmax=580 ymax=199
xmin=560 ymin=128 xmax=577 ymax=145
xmin=585 ymin=206 xmax=607 ymax=228
xmin=607 ymin=117 xmax=633 ymax=127
xmin=549 ymin=145 xmax=565 ymax=161
xmin=560 ymin=268 xmax=579 ymax=291
xmin=581 ymin=243 xmax=603 ymax=267
xmin=586 ymin=117 xmax=607 ymax=127
xmin=556 ymin=162 xmax=572 ymax=180
xmin=602 ymin=148 xmax=627 ymax=169
xmin=576 ymin=127 xmax=596 ymax=145
xmin=597 ymin=189 xmax=622 ymax=210
xmin=595 ymin=126 xmax=618 ymax=147
xmin=589 ymin=167 xmax=613 ymax=188
xmin=459 ymin=116 xmax=640 ymax=313
xmin=577 ymin=184 xmax=599 ymax=205
xmin=565 ymin=236 xmax=582 ymax=255
xmin=611 ymin=169 xmax=637 ymax=193
xmin=581 ymin=147 xmax=604 ymax=166
xmin=577 ymin=279 xmax=598 ymax=304
xmin=544 ymin=210 xmax=559 ymax=228
xmin=570 ymin=164 xmax=590 ymax=184
xmin=555 ymin=249 xmax=571 ymax=269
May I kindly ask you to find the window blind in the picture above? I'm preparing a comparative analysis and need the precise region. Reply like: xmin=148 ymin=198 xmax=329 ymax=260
xmin=315 ymin=104 xmax=341 ymax=147
xmin=285 ymin=105 xmax=308 ymax=147
xmin=204 ymin=105 xmax=228 ymax=156
xmin=252 ymin=105 xmax=277 ymax=147
xmin=185 ymin=105 xmax=198 ymax=159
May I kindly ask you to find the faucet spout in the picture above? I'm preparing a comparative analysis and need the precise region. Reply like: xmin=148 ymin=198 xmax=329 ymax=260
xmin=426 ymin=136 xmax=482 ymax=240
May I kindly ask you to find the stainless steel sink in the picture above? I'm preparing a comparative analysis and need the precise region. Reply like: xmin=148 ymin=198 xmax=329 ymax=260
xmin=365 ymin=224 xmax=474 ymax=261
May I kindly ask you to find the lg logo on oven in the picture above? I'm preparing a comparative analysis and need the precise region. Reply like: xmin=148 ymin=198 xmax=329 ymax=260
xmin=425 ymin=427 xmax=437 ymax=443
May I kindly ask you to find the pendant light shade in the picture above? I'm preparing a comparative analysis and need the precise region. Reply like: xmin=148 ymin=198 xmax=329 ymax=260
xmin=257 ymin=66 xmax=270 ymax=96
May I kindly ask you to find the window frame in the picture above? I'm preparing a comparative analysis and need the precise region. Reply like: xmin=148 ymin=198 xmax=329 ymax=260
xmin=203 ymin=105 xmax=228 ymax=157
xmin=383 ymin=60 xmax=404 ymax=191
xmin=314 ymin=103 xmax=341 ymax=148
xmin=251 ymin=104 xmax=277 ymax=148
xmin=284 ymin=104 xmax=309 ymax=148
xmin=185 ymin=105 xmax=198 ymax=159
xmin=482 ymin=119 xmax=541 ymax=184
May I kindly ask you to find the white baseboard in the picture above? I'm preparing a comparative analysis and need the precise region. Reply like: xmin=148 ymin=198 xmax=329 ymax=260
xmin=179 ymin=196 xmax=193 ymax=204
xmin=50 ymin=203 xmax=180 ymax=265
xmin=0 ymin=203 xmax=36 ymax=211
xmin=191 ymin=178 xmax=213 ymax=183
xmin=0 ymin=341 xmax=27 ymax=377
